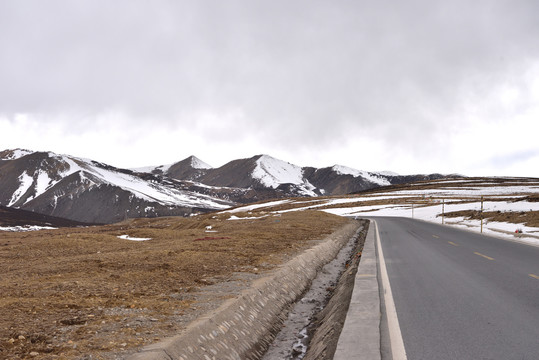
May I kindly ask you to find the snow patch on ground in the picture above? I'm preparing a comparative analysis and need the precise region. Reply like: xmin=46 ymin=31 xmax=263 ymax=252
xmin=227 ymin=214 xmax=269 ymax=221
xmin=228 ymin=199 xmax=292 ymax=213
xmin=117 ymin=235 xmax=152 ymax=241
xmin=244 ymin=179 xmax=539 ymax=247
xmin=322 ymin=199 xmax=539 ymax=247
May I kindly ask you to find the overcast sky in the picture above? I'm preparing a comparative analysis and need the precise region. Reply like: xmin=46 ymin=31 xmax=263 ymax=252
xmin=1 ymin=0 xmax=538 ymax=176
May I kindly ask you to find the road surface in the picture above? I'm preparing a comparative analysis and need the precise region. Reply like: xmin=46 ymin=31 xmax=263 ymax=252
xmin=375 ymin=217 xmax=539 ymax=360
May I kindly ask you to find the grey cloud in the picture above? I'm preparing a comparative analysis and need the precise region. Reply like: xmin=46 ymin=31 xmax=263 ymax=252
xmin=487 ymin=149 xmax=539 ymax=168
xmin=1 ymin=0 xmax=539 ymax=154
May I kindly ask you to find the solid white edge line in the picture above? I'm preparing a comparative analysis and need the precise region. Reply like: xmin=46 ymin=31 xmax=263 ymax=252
xmin=374 ymin=220 xmax=408 ymax=360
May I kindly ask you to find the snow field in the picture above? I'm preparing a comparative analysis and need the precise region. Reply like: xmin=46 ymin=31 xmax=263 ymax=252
xmin=242 ymin=181 xmax=539 ymax=247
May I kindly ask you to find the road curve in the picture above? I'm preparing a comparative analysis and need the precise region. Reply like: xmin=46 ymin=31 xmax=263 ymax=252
xmin=374 ymin=217 xmax=539 ymax=360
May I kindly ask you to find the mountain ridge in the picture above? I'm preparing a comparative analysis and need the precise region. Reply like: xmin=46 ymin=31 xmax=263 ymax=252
xmin=0 ymin=149 xmax=457 ymax=223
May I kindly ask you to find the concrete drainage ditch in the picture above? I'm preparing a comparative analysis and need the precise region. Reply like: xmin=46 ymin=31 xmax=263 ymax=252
xmin=127 ymin=220 xmax=368 ymax=360
xmin=262 ymin=221 xmax=367 ymax=359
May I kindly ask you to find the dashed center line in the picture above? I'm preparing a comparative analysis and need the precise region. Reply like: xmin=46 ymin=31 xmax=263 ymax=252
xmin=474 ymin=252 xmax=494 ymax=261
xmin=529 ymin=274 xmax=539 ymax=280
xmin=448 ymin=241 xmax=459 ymax=246
xmin=432 ymin=235 xmax=439 ymax=238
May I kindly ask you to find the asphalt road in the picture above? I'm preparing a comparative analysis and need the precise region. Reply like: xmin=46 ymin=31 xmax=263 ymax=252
xmin=374 ymin=217 xmax=539 ymax=360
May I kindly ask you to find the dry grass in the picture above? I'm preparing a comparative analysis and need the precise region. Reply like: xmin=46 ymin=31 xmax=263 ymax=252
xmin=0 ymin=210 xmax=348 ymax=359
xmin=442 ymin=210 xmax=539 ymax=227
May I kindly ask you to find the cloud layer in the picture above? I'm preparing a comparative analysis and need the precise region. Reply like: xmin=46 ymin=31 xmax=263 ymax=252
xmin=1 ymin=0 xmax=538 ymax=175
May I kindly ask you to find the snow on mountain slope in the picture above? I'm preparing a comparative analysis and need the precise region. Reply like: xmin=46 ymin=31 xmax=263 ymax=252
xmin=332 ymin=165 xmax=391 ymax=186
xmin=131 ymin=164 xmax=174 ymax=174
xmin=190 ymin=156 xmax=212 ymax=169
xmin=8 ymin=172 xmax=34 ymax=206
xmin=378 ymin=170 xmax=399 ymax=176
xmin=2 ymin=150 xmax=232 ymax=212
xmin=0 ymin=149 xmax=33 ymax=160
xmin=77 ymin=161 xmax=227 ymax=208
xmin=133 ymin=156 xmax=212 ymax=181
xmin=252 ymin=155 xmax=317 ymax=196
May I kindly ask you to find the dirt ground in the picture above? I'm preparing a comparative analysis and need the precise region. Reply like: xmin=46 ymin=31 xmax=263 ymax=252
xmin=0 ymin=210 xmax=348 ymax=359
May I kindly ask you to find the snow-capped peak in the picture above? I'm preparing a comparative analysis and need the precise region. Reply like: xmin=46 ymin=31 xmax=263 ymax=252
xmin=378 ymin=170 xmax=399 ymax=176
xmin=252 ymin=155 xmax=304 ymax=188
xmin=332 ymin=165 xmax=391 ymax=186
xmin=250 ymin=155 xmax=317 ymax=196
xmin=0 ymin=148 xmax=33 ymax=161
xmin=190 ymin=156 xmax=212 ymax=169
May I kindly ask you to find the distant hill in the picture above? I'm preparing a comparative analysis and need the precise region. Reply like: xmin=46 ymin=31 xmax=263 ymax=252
xmin=0 ymin=205 xmax=91 ymax=227
xmin=0 ymin=148 xmax=457 ymax=223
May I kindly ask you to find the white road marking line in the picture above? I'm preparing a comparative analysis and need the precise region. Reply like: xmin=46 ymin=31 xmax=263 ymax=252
xmin=374 ymin=220 xmax=408 ymax=360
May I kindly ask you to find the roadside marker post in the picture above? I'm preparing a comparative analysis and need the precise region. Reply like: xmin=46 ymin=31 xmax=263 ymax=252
xmin=480 ymin=196 xmax=484 ymax=233
xmin=442 ymin=199 xmax=445 ymax=225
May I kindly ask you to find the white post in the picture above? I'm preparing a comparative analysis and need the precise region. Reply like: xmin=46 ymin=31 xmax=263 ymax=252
xmin=480 ymin=196 xmax=484 ymax=233
xmin=442 ymin=199 xmax=445 ymax=225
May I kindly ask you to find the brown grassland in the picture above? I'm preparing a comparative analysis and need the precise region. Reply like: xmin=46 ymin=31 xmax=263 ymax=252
xmin=0 ymin=210 xmax=348 ymax=359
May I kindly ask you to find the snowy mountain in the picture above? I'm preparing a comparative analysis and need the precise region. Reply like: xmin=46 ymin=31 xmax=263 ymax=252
xmin=136 ymin=155 xmax=213 ymax=181
xmin=154 ymin=154 xmax=448 ymax=197
xmin=189 ymin=155 xmax=320 ymax=197
xmin=0 ymin=149 xmax=453 ymax=224
xmin=0 ymin=150 xmax=233 ymax=223
xmin=251 ymin=155 xmax=318 ymax=196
